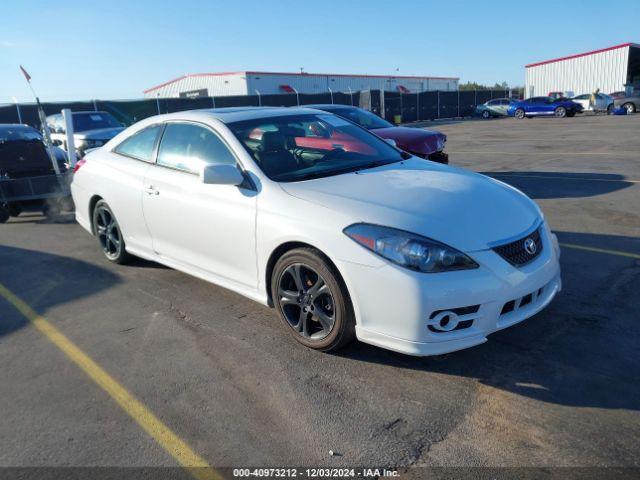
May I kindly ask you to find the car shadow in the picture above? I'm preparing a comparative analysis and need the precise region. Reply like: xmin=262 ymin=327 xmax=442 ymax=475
xmin=0 ymin=245 xmax=120 ymax=338
xmin=335 ymin=231 xmax=640 ymax=410
xmin=482 ymin=171 xmax=634 ymax=199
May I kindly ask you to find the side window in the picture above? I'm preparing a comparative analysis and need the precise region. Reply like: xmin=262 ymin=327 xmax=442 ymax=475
xmin=487 ymin=100 xmax=498 ymax=106
xmin=113 ymin=125 xmax=162 ymax=162
xmin=157 ymin=123 xmax=237 ymax=174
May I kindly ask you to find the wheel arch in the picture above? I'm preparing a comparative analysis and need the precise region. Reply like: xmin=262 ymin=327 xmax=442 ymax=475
xmin=264 ymin=241 xmax=348 ymax=309
xmin=88 ymin=195 xmax=103 ymax=235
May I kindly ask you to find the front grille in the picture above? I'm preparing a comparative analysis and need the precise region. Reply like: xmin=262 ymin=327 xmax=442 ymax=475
xmin=500 ymin=286 xmax=545 ymax=317
xmin=492 ymin=227 xmax=543 ymax=266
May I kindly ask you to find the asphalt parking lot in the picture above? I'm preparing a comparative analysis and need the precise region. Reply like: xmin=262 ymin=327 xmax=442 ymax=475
xmin=1 ymin=114 xmax=639 ymax=476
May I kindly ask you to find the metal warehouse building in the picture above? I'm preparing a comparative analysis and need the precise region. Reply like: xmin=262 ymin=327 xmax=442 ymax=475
xmin=525 ymin=42 xmax=640 ymax=98
xmin=144 ymin=71 xmax=459 ymax=98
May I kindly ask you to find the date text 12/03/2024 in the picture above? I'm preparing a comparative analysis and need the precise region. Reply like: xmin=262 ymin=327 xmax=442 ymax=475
xmin=232 ymin=468 xmax=400 ymax=478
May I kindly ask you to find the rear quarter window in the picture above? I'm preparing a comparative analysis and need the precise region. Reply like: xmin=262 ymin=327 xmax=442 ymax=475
xmin=113 ymin=125 xmax=162 ymax=162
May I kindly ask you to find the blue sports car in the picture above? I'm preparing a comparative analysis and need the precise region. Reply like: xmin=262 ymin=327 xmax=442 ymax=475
xmin=508 ymin=96 xmax=584 ymax=119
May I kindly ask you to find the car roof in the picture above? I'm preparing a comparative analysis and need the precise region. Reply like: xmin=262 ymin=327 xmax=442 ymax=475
xmin=158 ymin=106 xmax=328 ymax=124
xmin=0 ymin=123 xmax=38 ymax=131
xmin=302 ymin=104 xmax=357 ymax=110
xmin=45 ymin=111 xmax=112 ymax=118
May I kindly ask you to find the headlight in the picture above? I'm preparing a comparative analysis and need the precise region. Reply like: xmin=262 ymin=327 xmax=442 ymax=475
xmin=344 ymin=223 xmax=478 ymax=273
xmin=436 ymin=135 xmax=446 ymax=151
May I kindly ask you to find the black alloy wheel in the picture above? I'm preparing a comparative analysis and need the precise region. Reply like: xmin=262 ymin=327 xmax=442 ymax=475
xmin=92 ymin=200 xmax=131 ymax=264
xmin=272 ymin=248 xmax=355 ymax=351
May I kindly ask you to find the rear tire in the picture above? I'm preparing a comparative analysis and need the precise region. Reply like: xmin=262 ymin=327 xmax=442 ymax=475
xmin=554 ymin=106 xmax=567 ymax=118
xmin=92 ymin=200 xmax=131 ymax=264
xmin=623 ymin=102 xmax=636 ymax=114
xmin=271 ymin=248 xmax=355 ymax=352
xmin=607 ymin=103 xmax=614 ymax=114
xmin=515 ymin=108 xmax=526 ymax=119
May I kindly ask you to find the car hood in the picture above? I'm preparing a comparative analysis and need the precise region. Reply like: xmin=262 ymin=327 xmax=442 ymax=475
xmin=371 ymin=126 xmax=445 ymax=154
xmin=280 ymin=158 xmax=541 ymax=252
xmin=75 ymin=127 xmax=124 ymax=140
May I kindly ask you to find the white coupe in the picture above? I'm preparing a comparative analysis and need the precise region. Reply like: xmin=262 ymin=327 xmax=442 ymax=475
xmin=71 ymin=107 xmax=561 ymax=356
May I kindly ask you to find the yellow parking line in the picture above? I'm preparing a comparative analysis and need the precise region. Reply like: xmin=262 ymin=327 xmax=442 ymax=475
xmin=0 ymin=283 xmax=220 ymax=480
xmin=560 ymin=243 xmax=640 ymax=260
xmin=488 ymin=173 xmax=640 ymax=183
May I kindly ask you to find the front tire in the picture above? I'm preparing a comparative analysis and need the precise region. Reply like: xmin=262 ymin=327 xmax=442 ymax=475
xmin=623 ymin=102 xmax=636 ymax=114
xmin=481 ymin=110 xmax=491 ymax=119
xmin=514 ymin=108 xmax=526 ymax=119
xmin=554 ymin=106 xmax=567 ymax=118
xmin=271 ymin=248 xmax=355 ymax=352
xmin=92 ymin=200 xmax=131 ymax=264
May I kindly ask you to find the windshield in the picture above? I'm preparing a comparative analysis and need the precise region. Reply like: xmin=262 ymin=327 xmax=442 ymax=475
xmin=0 ymin=126 xmax=42 ymax=142
xmin=72 ymin=112 xmax=122 ymax=132
xmin=325 ymin=108 xmax=393 ymax=130
xmin=228 ymin=113 xmax=405 ymax=182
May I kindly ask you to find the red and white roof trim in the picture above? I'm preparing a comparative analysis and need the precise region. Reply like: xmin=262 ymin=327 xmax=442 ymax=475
xmin=525 ymin=42 xmax=639 ymax=68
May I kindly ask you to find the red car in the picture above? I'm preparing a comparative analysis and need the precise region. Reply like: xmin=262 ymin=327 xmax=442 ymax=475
xmin=306 ymin=105 xmax=448 ymax=164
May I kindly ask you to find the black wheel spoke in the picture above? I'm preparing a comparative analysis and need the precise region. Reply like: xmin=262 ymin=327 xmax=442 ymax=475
xmin=279 ymin=288 xmax=299 ymax=306
xmin=290 ymin=264 xmax=305 ymax=292
xmin=308 ymin=276 xmax=325 ymax=296
xmin=298 ymin=310 xmax=310 ymax=337
xmin=313 ymin=307 xmax=333 ymax=331
xmin=278 ymin=262 xmax=336 ymax=341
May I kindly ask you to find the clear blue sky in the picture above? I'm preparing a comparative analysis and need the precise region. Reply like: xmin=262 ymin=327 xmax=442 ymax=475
xmin=2 ymin=0 xmax=639 ymax=102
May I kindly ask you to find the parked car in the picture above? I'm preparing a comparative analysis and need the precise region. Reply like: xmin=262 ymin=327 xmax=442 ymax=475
xmin=72 ymin=107 xmax=561 ymax=356
xmin=571 ymin=93 xmax=614 ymax=113
xmin=508 ymin=97 xmax=584 ymax=119
xmin=475 ymin=98 xmax=518 ymax=119
xmin=613 ymin=95 xmax=639 ymax=114
xmin=548 ymin=91 xmax=574 ymax=99
xmin=46 ymin=111 xmax=125 ymax=158
xmin=0 ymin=124 xmax=68 ymax=221
xmin=609 ymin=91 xmax=627 ymax=99
xmin=304 ymin=104 xmax=448 ymax=164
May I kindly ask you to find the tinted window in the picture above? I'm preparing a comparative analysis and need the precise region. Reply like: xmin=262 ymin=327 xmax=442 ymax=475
xmin=228 ymin=113 xmax=404 ymax=182
xmin=72 ymin=112 xmax=122 ymax=132
xmin=157 ymin=123 xmax=237 ymax=174
xmin=0 ymin=126 xmax=42 ymax=141
xmin=487 ymin=100 xmax=500 ymax=106
xmin=114 ymin=125 xmax=162 ymax=162
xmin=324 ymin=108 xmax=393 ymax=130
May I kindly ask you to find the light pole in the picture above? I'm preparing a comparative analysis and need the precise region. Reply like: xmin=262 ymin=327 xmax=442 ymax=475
xmin=12 ymin=97 xmax=22 ymax=124
xmin=291 ymin=86 xmax=300 ymax=106
xmin=255 ymin=89 xmax=261 ymax=106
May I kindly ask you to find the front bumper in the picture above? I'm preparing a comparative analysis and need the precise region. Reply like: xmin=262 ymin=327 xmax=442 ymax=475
xmin=337 ymin=225 xmax=561 ymax=356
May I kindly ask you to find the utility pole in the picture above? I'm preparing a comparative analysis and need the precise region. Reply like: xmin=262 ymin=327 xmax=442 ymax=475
xmin=19 ymin=65 xmax=60 ymax=175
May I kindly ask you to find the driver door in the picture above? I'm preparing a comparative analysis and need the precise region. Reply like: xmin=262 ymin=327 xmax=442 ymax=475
xmin=142 ymin=121 xmax=258 ymax=289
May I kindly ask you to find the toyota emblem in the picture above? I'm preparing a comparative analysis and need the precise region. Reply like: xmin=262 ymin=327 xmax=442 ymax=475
xmin=524 ymin=238 xmax=537 ymax=255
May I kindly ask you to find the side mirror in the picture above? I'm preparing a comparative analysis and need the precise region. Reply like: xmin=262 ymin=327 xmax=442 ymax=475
xmin=200 ymin=164 xmax=245 ymax=186
xmin=384 ymin=138 xmax=397 ymax=147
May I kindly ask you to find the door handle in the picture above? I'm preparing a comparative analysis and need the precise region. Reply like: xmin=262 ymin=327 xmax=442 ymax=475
xmin=145 ymin=186 xmax=159 ymax=196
